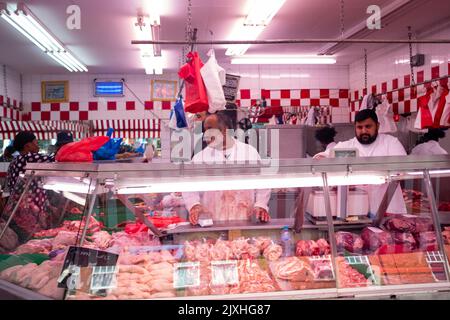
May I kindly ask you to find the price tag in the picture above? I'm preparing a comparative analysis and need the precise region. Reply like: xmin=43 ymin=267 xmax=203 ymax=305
xmin=332 ymin=148 xmax=359 ymax=158
xmin=211 ymin=260 xmax=239 ymax=286
xmin=173 ymin=262 xmax=200 ymax=289
xmin=58 ymin=246 xmax=119 ymax=295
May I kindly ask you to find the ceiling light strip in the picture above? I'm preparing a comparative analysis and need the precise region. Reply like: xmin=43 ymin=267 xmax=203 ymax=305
xmin=14 ymin=14 xmax=58 ymax=51
xmin=55 ymin=51 xmax=83 ymax=72
xmin=64 ymin=51 xmax=88 ymax=71
xmin=0 ymin=12 xmax=46 ymax=51
xmin=46 ymin=52 xmax=75 ymax=72
xmin=1 ymin=3 xmax=87 ymax=72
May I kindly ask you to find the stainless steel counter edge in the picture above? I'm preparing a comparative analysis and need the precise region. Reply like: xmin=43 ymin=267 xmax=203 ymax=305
xmin=0 ymin=279 xmax=53 ymax=300
xmin=25 ymin=155 xmax=450 ymax=179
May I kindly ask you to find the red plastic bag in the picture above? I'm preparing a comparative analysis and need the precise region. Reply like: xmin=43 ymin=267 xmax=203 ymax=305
xmin=415 ymin=87 xmax=434 ymax=129
xmin=124 ymin=216 xmax=184 ymax=233
xmin=148 ymin=216 xmax=184 ymax=228
xmin=178 ymin=51 xmax=209 ymax=114
xmin=56 ymin=136 xmax=109 ymax=162
xmin=125 ymin=222 xmax=149 ymax=234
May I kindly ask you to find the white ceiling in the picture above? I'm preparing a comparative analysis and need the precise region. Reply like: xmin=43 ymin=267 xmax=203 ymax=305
xmin=0 ymin=0 xmax=449 ymax=75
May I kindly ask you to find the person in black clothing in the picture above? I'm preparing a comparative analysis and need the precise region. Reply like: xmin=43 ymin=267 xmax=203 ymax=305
xmin=3 ymin=131 xmax=55 ymax=237
xmin=7 ymin=131 xmax=55 ymax=193
xmin=54 ymin=131 xmax=74 ymax=155
xmin=315 ymin=126 xmax=337 ymax=152
xmin=0 ymin=146 xmax=15 ymax=162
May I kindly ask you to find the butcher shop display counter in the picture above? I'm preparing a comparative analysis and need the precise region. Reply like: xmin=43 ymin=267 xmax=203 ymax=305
xmin=1 ymin=156 xmax=450 ymax=300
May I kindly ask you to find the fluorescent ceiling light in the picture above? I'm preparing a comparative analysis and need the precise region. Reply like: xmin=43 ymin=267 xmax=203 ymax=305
xmin=394 ymin=59 xmax=410 ymax=65
xmin=231 ymin=56 xmax=336 ymax=65
xmin=0 ymin=3 xmax=87 ymax=72
xmin=135 ymin=15 xmax=163 ymax=74
xmin=117 ymin=172 xmax=386 ymax=194
xmin=226 ymin=0 xmax=286 ymax=56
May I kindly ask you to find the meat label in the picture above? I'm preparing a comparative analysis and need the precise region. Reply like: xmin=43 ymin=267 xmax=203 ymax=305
xmin=211 ymin=260 xmax=239 ymax=286
xmin=173 ymin=261 xmax=200 ymax=289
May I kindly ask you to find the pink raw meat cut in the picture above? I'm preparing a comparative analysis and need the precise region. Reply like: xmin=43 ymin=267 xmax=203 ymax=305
xmin=335 ymin=232 xmax=363 ymax=253
xmin=416 ymin=232 xmax=438 ymax=251
xmin=391 ymin=232 xmax=417 ymax=249
xmin=52 ymin=231 xmax=78 ymax=249
xmin=361 ymin=227 xmax=394 ymax=252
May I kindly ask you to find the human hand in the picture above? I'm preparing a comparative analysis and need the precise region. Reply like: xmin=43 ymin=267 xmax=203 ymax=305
xmin=313 ymin=153 xmax=326 ymax=160
xmin=253 ymin=207 xmax=270 ymax=223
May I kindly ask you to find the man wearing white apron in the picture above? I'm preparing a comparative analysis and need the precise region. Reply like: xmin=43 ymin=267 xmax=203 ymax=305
xmin=183 ymin=111 xmax=271 ymax=224
xmin=314 ymin=109 xmax=407 ymax=216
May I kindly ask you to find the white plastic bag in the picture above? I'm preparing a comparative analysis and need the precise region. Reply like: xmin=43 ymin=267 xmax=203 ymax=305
xmin=200 ymin=49 xmax=227 ymax=113
xmin=376 ymin=97 xmax=397 ymax=133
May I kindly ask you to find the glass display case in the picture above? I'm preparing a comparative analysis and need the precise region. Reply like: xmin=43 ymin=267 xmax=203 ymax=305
xmin=1 ymin=155 xmax=450 ymax=300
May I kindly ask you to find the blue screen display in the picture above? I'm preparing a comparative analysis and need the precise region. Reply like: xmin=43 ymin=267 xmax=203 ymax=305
xmin=95 ymin=81 xmax=124 ymax=96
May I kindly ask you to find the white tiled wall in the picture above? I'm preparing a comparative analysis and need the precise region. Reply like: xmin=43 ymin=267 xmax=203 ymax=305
xmin=349 ymin=24 xmax=450 ymax=93
xmin=223 ymin=64 xmax=349 ymax=90
xmin=331 ymin=107 xmax=351 ymax=123
xmin=22 ymin=73 xmax=180 ymax=113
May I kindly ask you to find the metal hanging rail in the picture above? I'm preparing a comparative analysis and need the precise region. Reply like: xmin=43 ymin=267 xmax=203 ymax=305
xmin=132 ymin=38 xmax=450 ymax=45
xmin=349 ymin=74 xmax=450 ymax=103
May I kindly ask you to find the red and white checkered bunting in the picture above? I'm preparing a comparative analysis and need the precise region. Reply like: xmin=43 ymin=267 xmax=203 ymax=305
xmin=237 ymin=89 xmax=349 ymax=109
xmin=29 ymin=100 xmax=176 ymax=121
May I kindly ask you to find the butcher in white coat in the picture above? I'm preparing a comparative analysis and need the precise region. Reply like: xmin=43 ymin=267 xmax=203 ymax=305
xmin=182 ymin=111 xmax=271 ymax=224
xmin=411 ymin=129 xmax=448 ymax=155
xmin=314 ymin=109 xmax=407 ymax=216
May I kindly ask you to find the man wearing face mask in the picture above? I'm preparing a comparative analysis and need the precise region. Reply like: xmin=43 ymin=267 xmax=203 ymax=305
xmin=182 ymin=111 xmax=271 ymax=225
xmin=314 ymin=109 xmax=407 ymax=215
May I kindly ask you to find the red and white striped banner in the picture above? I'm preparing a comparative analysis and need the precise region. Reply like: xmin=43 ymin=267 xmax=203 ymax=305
xmin=92 ymin=119 xmax=161 ymax=139
xmin=0 ymin=121 xmax=91 ymax=140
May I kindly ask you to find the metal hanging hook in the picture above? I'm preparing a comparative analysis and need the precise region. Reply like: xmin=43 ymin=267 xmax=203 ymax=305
xmin=364 ymin=48 xmax=368 ymax=90
xmin=340 ymin=0 xmax=345 ymax=39
xmin=209 ymin=29 xmax=214 ymax=52
xmin=408 ymin=26 xmax=416 ymax=87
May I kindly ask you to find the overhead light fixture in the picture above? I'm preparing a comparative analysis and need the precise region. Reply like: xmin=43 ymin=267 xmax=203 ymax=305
xmin=394 ymin=59 xmax=410 ymax=65
xmin=318 ymin=0 xmax=423 ymax=56
xmin=135 ymin=14 xmax=163 ymax=74
xmin=231 ymin=56 xmax=337 ymax=65
xmin=150 ymin=13 xmax=161 ymax=56
xmin=225 ymin=0 xmax=286 ymax=56
xmin=0 ymin=2 xmax=87 ymax=72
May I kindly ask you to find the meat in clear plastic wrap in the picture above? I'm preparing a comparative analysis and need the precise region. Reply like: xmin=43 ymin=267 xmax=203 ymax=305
xmin=263 ymin=244 xmax=282 ymax=261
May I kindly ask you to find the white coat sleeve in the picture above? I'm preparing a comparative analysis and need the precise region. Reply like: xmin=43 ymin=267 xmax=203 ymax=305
xmin=314 ymin=141 xmax=346 ymax=158
xmin=388 ymin=137 xmax=407 ymax=156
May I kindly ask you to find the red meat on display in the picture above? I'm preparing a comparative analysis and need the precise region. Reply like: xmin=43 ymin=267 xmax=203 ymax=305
xmin=335 ymin=232 xmax=363 ymax=253
xmin=361 ymin=227 xmax=394 ymax=252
